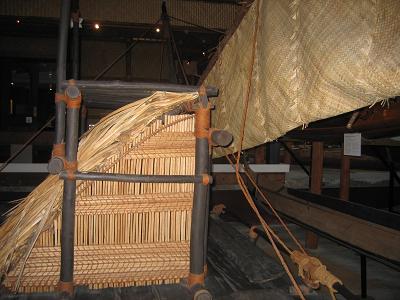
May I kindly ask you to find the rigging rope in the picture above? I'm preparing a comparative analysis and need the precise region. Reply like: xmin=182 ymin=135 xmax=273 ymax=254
xmin=224 ymin=152 xmax=343 ymax=299
xmin=227 ymin=0 xmax=343 ymax=299
xmin=230 ymin=0 xmax=305 ymax=298
xmin=226 ymin=152 xmax=305 ymax=299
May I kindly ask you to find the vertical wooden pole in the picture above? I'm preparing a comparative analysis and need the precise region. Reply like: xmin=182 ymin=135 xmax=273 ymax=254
xmin=282 ymin=141 xmax=293 ymax=164
xmin=267 ymin=141 xmax=280 ymax=164
xmin=59 ymin=86 xmax=81 ymax=295
xmin=340 ymin=147 xmax=350 ymax=201
xmin=305 ymin=141 xmax=323 ymax=249
xmin=310 ymin=142 xmax=323 ymax=194
xmin=189 ymin=89 xmax=210 ymax=289
xmin=254 ymin=144 xmax=266 ymax=212
xmin=255 ymin=144 xmax=266 ymax=164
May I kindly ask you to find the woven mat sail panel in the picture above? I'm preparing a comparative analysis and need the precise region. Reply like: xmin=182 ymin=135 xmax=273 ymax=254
xmin=204 ymin=0 xmax=400 ymax=154
xmin=4 ymin=114 xmax=195 ymax=292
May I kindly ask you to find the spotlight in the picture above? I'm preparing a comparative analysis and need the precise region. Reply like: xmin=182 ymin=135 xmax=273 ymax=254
xmin=202 ymin=51 xmax=206 ymax=56
xmin=94 ymin=23 xmax=100 ymax=30
xmin=16 ymin=19 xmax=20 ymax=24
xmin=155 ymin=27 xmax=160 ymax=33
xmin=10 ymin=82 xmax=14 ymax=86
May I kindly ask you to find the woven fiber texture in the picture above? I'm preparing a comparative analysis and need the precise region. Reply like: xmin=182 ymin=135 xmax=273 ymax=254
xmin=204 ymin=0 xmax=400 ymax=154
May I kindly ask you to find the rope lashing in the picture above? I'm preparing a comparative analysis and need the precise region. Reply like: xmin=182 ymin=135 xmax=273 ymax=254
xmin=194 ymin=105 xmax=211 ymax=139
xmin=211 ymin=204 xmax=226 ymax=217
xmin=221 ymin=0 xmax=344 ymax=298
xmin=291 ymin=250 xmax=343 ymax=298
xmin=224 ymin=150 xmax=345 ymax=300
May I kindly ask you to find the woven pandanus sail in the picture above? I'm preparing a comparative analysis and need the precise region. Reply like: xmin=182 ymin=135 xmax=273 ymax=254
xmin=4 ymin=114 xmax=195 ymax=292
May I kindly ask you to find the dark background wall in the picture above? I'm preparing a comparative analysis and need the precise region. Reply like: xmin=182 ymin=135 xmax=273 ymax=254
xmin=0 ymin=0 xmax=243 ymax=201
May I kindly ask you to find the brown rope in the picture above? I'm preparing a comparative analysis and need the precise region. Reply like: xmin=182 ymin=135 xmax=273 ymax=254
xmin=58 ymin=280 xmax=74 ymax=295
xmin=211 ymin=204 xmax=226 ymax=217
xmin=240 ymin=161 xmax=306 ymax=253
xmin=202 ymin=174 xmax=212 ymax=185
xmin=225 ymin=151 xmax=345 ymax=300
xmin=66 ymin=95 xmax=82 ymax=109
xmin=225 ymin=153 xmax=294 ymax=253
xmin=52 ymin=143 xmax=65 ymax=158
xmin=291 ymin=250 xmax=342 ymax=299
xmin=55 ymin=93 xmax=67 ymax=104
xmin=231 ymin=0 xmax=305 ymax=298
xmin=64 ymin=160 xmax=78 ymax=180
xmin=229 ymin=155 xmax=305 ymax=299
xmin=188 ymin=272 xmax=205 ymax=287
xmin=194 ymin=106 xmax=211 ymax=138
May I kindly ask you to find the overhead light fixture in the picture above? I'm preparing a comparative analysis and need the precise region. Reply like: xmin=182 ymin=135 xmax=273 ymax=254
xmin=10 ymin=82 xmax=14 ymax=86
xmin=16 ymin=19 xmax=20 ymax=24
xmin=94 ymin=23 xmax=100 ymax=30
xmin=202 ymin=51 xmax=206 ymax=56
xmin=155 ymin=27 xmax=161 ymax=33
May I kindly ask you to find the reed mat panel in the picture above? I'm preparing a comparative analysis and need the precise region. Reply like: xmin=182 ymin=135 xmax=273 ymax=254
xmin=4 ymin=114 xmax=195 ymax=292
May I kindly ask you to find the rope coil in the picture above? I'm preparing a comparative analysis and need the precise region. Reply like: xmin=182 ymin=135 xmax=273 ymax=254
xmin=291 ymin=250 xmax=343 ymax=297
xmin=194 ymin=106 xmax=211 ymax=139
xmin=66 ymin=95 xmax=82 ymax=109
xmin=188 ymin=272 xmax=205 ymax=288
xmin=52 ymin=143 xmax=65 ymax=159
xmin=55 ymin=93 xmax=67 ymax=104
xmin=64 ymin=160 xmax=78 ymax=180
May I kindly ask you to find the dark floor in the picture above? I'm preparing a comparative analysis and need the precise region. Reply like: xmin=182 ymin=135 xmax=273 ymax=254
xmin=2 ymin=193 xmax=398 ymax=300
xmin=240 ymin=222 xmax=400 ymax=300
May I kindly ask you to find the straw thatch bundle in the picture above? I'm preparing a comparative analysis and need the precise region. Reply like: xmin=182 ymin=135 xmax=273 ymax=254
xmin=0 ymin=91 xmax=198 ymax=282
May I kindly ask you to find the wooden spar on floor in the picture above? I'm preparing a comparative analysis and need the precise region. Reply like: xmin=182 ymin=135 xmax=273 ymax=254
xmin=264 ymin=190 xmax=400 ymax=265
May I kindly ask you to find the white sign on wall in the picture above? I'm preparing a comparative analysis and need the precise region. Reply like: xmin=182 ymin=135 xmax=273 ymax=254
xmin=344 ymin=133 xmax=361 ymax=156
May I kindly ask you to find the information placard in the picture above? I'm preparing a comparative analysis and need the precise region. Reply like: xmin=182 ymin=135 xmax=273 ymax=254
xmin=344 ymin=133 xmax=361 ymax=156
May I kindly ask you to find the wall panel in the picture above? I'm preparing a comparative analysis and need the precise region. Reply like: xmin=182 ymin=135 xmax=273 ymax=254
xmin=0 ymin=0 xmax=240 ymax=30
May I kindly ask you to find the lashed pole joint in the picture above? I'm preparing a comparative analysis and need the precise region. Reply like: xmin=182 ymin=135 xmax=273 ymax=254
xmin=48 ymin=83 xmax=82 ymax=175
xmin=58 ymin=82 xmax=81 ymax=295
xmin=188 ymin=86 xmax=232 ymax=296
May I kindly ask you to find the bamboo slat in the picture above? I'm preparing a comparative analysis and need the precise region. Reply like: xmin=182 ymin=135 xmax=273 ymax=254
xmin=4 ymin=114 xmax=196 ymax=292
xmin=6 ymin=242 xmax=189 ymax=292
